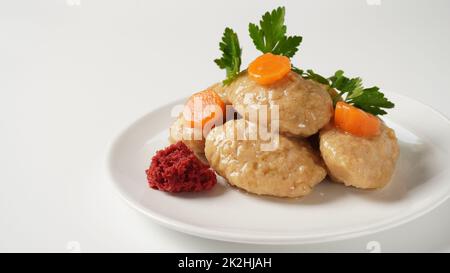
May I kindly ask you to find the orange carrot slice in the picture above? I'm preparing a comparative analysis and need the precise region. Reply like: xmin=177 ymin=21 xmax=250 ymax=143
xmin=183 ymin=89 xmax=226 ymax=129
xmin=248 ymin=53 xmax=291 ymax=85
xmin=334 ymin=101 xmax=381 ymax=137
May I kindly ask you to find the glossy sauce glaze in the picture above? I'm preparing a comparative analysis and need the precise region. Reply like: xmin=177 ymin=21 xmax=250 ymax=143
xmin=320 ymin=123 xmax=400 ymax=189
xmin=225 ymin=71 xmax=333 ymax=137
xmin=205 ymin=119 xmax=327 ymax=197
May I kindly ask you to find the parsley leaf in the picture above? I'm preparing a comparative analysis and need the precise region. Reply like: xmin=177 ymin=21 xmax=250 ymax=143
xmin=214 ymin=27 xmax=242 ymax=85
xmin=291 ymin=66 xmax=303 ymax=75
xmin=347 ymin=87 xmax=395 ymax=115
xmin=301 ymin=68 xmax=330 ymax=85
xmin=329 ymin=70 xmax=364 ymax=98
xmin=249 ymin=7 xmax=302 ymax=58
xmin=293 ymin=68 xmax=394 ymax=116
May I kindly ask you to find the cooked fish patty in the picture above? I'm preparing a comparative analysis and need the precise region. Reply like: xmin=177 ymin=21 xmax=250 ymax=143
xmin=225 ymin=71 xmax=333 ymax=137
xmin=205 ymin=119 xmax=327 ymax=197
xmin=319 ymin=123 xmax=399 ymax=189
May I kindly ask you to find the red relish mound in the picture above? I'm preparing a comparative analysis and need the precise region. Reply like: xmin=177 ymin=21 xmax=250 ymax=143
xmin=146 ymin=141 xmax=217 ymax=192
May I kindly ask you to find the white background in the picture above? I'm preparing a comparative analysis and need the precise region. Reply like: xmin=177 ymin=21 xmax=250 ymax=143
xmin=1 ymin=0 xmax=449 ymax=252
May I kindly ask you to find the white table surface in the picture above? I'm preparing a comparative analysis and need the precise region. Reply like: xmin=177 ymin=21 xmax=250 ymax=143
xmin=1 ymin=0 xmax=449 ymax=252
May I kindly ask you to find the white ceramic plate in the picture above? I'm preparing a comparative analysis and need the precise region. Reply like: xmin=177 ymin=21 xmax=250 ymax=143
xmin=107 ymin=92 xmax=450 ymax=244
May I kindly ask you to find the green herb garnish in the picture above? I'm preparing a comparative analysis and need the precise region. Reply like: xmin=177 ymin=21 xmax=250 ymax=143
xmin=213 ymin=7 xmax=394 ymax=116
xmin=249 ymin=7 xmax=302 ymax=58
xmin=294 ymin=69 xmax=394 ymax=115
xmin=214 ymin=28 xmax=242 ymax=85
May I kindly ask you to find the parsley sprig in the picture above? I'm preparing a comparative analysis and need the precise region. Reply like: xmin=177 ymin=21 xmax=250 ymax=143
xmin=214 ymin=28 xmax=242 ymax=85
xmin=213 ymin=7 xmax=394 ymax=116
xmin=294 ymin=68 xmax=394 ymax=116
xmin=249 ymin=7 xmax=302 ymax=58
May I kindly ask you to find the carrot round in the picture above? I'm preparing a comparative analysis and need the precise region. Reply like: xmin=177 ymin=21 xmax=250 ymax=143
xmin=334 ymin=101 xmax=381 ymax=137
xmin=248 ymin=53 xmax=291 ymax=85
xmin=183 ymin=89 xmax=226 ymax=129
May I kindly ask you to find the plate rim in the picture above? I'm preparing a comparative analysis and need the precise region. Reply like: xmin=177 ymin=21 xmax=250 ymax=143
xmin=106 ymin=92 xmax=450 ymax=245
